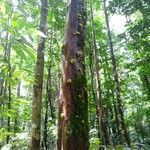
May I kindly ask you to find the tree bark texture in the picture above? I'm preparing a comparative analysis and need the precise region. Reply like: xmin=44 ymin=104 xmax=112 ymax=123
xmin=57 ymin=0 xmax=89 ymax=150
xmin=30 ymin=0 xmax=48 ymax=149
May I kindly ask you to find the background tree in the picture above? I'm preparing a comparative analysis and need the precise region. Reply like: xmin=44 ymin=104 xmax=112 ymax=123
xmin=30 ymin=0 xmax=48 ymax=149
xmin=103 ymin=0 xmax=130 ymax=146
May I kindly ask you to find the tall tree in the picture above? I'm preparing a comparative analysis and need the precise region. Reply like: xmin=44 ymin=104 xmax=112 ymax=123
xmin=30 ymin=0 xmax=48 ymax=149
xmin=103 ymin=0 xmax=130 ymax=146
xmin=57 ymin=0 xmax=89 ymax=149
xmin=90 ymin=0 xmax=109 ymax=147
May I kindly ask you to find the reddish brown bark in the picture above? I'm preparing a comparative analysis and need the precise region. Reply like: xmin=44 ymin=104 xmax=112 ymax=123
xmin=57 ymin=0 xmax=89 ymax=150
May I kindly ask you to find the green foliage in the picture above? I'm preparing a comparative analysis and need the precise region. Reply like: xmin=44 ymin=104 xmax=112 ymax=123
xmin=0 ymin=128 xmax=14 ymax=142
xmin=89 ymin=137 xmax=101 ymax=150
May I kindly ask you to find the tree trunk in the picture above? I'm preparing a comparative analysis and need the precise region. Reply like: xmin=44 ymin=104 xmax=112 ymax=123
xmin=47 ymin=67 xmax=55 ymax=119
xmin=6 ymin=46 xmax=11 ymax=144
xmin=14 ymin=81 xmax=21 ymax=133
xmin=30 ymin=0 xmax=48 ymax=149
xmin=102 ymin=0 xmax=130 ymax=146
xmin=88 ymin=42 xmax=101 ymax=140
xmin=42 ymin=91 xmax=48 ymax=150
xmin=57 ymin=0 xmax=89 ymax=149
xmin=103 ymin=54 xmax=116 ymax=147
xmin=90 ymin=0 xmax=109 ymax=147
